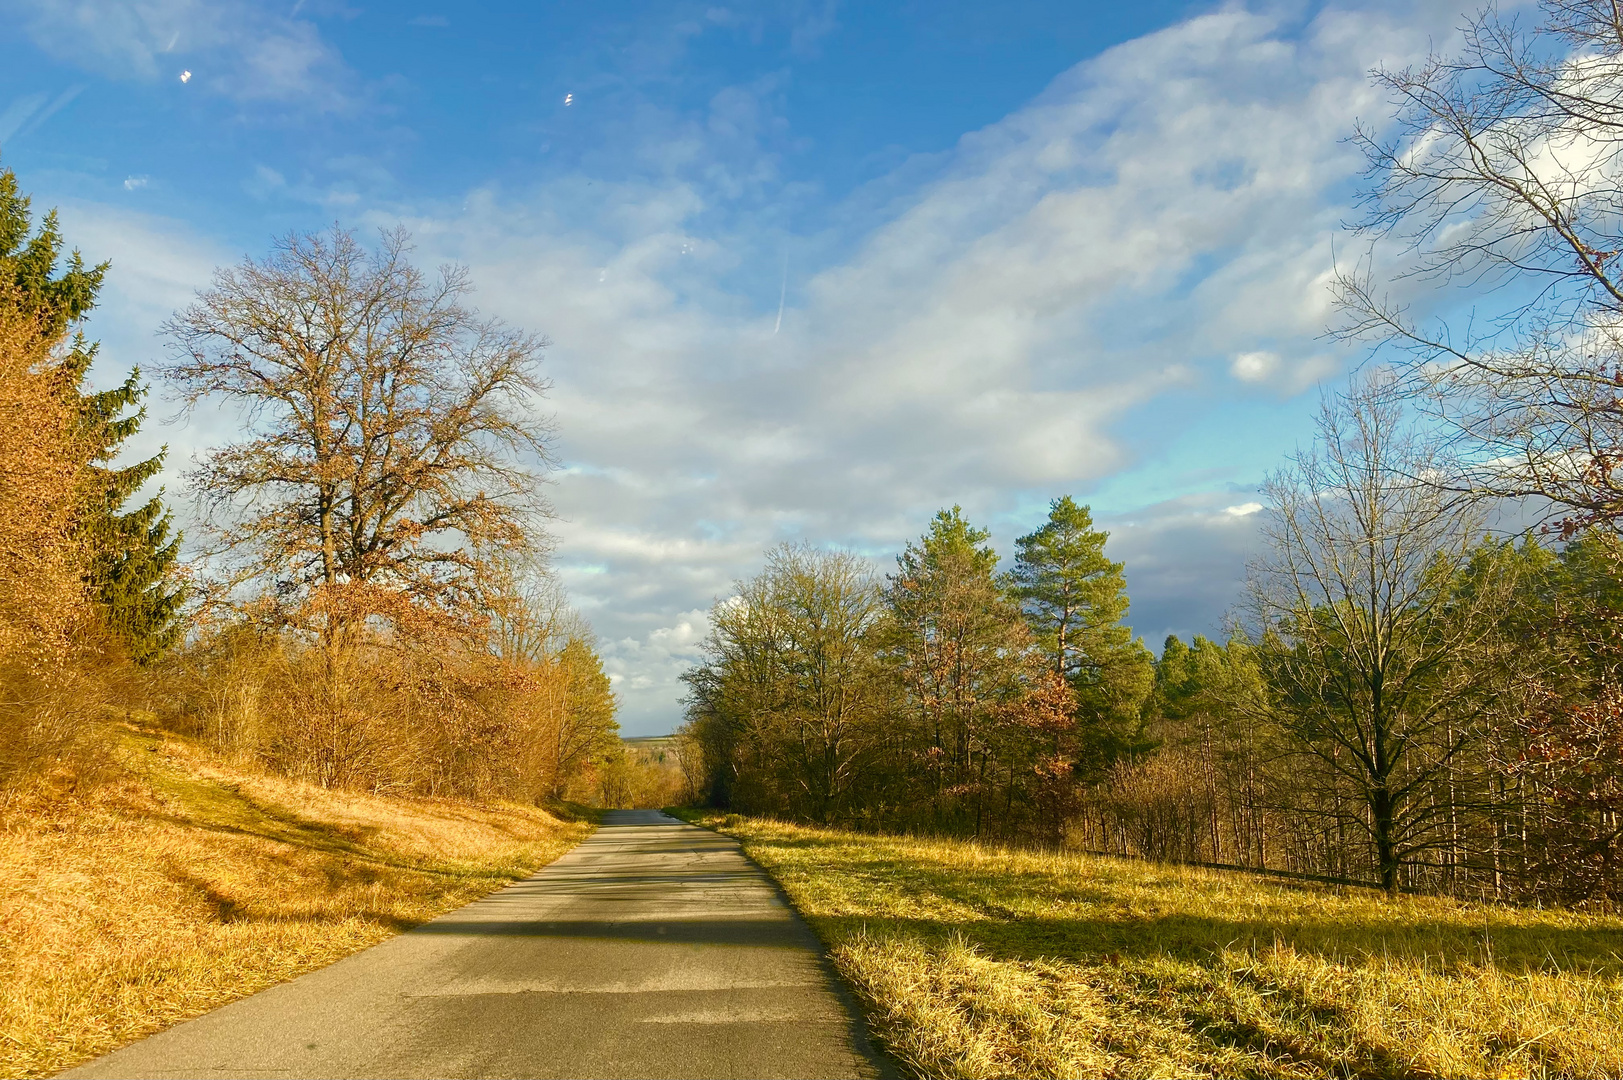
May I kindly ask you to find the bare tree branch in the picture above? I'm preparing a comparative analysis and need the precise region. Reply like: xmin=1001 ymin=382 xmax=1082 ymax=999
xmin=161 ymin=226 xmax=554 ymax=633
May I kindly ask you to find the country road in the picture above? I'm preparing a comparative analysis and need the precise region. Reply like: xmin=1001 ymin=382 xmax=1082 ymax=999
xmin=63 ymin=810 xmax=890 ymax=1080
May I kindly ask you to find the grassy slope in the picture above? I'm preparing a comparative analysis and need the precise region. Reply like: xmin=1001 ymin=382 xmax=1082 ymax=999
xmin=0 ymin=727 xmax=593 ymax=1079
xmin=684 ymin=813 xmax=1623 ymax=1080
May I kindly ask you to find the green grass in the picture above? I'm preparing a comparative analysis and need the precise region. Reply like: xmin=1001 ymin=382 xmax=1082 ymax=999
xmin=679 ymin=812 xmax=1623 ymax=1079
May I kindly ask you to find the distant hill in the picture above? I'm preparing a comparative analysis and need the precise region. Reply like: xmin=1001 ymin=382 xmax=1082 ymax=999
xmin=621 ymin=735 xmax=681 ymax=766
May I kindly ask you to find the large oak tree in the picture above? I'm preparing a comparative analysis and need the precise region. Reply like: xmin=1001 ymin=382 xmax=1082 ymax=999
xmin=162 ymin=227 xmax=553 ymax=634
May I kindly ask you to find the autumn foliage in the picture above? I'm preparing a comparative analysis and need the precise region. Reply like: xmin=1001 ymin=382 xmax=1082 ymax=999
xmin=0 ymin=183 xmax=618 ymax=808
xmin=0 ymin=289 xmax=97 ymax=788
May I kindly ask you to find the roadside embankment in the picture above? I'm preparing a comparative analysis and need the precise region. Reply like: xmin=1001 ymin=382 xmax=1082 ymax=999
xmin=683 ymin=813 xmax=1623 ymax=1079
xmin=1 ymin=726 xmax=592 ymax=1079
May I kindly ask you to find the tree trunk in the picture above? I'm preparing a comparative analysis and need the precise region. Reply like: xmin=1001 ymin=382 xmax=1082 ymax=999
xmin=1373 ymin=785 xmax=1399 ymax=892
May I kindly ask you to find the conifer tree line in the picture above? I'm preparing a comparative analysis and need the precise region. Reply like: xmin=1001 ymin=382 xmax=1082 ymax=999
xmin=0 ymin=166 xmax=620 ymax=803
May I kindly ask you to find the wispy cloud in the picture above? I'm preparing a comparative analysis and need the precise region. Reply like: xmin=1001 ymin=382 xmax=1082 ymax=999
xmin=0 ymin=93 xmax=48 ymax=145
xmin=4 ymin=0 xmax=356 ymax=106
xmin=38 ymin=0 xmax=1467 ymax=732
xmin=0 ymin=85 xmax=83 ymax=147
xmin=358 ymin=3 xmax=1455 ymax=730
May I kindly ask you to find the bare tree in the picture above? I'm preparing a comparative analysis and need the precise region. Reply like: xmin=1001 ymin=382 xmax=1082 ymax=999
xmin=162 ymin=227 xmax=553 ymax=631
xmin=487 ymin=559 xmax=591 ymax=664
xmin=1339 ymin=0 xmax=1623 ymax=535
xmin=772 ymin=544 xmax=887 ymax=823
xmin=1250 ymin=377 xmax=1510 ymax=891
xmin=682 ymin=544 xmax=885 ymax=822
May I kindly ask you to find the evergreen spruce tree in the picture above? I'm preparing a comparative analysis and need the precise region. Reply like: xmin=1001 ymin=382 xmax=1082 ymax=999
xmin=0 ymin=169 xmax=103 ymax=335
xmin=0 ymin=166 xmax=183 ymax=661
xmin=78 ymin=362 xmax=184 ymax=661
xmin=1008 ymin=495 xmax=1154 ymax=771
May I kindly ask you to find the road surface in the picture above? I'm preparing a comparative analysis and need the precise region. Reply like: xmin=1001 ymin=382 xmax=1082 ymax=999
xmin=63 ymin=810 xmax=889 ymax=1079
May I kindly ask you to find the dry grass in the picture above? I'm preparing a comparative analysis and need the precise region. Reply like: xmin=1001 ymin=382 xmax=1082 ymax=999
xmin=0 ymin=726 xmax=592 ymax=1079
xmin=686 ymin=813 xmax=1623 ymax=1079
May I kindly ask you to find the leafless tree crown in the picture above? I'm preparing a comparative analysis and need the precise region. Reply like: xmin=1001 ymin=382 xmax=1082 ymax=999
xmin=162 ymin=227 xmax=554 ymax=623
xmin=1340 ymin=0 xmax=1623 ymax=534
xmin=1251 ymin=378 xmax=1505 ymax=890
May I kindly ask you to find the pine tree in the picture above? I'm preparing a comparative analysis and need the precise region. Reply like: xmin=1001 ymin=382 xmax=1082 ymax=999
xmin=885 ymin=507 xmax=1036 ymax=833
xmin=0 ymin=166 xmax=183 ymax=661
xmin=1008 ymin=496 xmax=1154 ymax=771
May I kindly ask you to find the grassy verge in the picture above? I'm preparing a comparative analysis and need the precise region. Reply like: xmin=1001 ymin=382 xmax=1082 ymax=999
xmin=681 ymin=812 xmax=1623 ymax=1079
xmin=1 ymin=727 xmax=593 ymax=1079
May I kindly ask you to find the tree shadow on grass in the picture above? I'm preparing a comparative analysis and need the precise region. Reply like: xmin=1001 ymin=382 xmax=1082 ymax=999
xmin=143 ymin=767 xmax=537 ymax=881
xmin=162 ymin=866 xmax=427 ymax=933
xmin=810 ymin=907 xmax=1623 ymax=975
xmin=141 ymin=771 xmax=554 ymax=934
xmin=740 ymin=831 xmax=1623 ymax=978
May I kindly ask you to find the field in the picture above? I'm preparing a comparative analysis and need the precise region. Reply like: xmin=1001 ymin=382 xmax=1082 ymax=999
xmin=684 ymin=813 xmax=1623 ymax=1079
xmin=0 ymin=726 xmax=592 ymax=1079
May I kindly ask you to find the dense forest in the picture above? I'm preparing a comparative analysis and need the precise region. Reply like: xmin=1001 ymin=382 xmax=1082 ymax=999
xmin=679 ymin=499 xmax=1147 ymax=839
xmin=0 ymin=168 xmax=622 ymax=807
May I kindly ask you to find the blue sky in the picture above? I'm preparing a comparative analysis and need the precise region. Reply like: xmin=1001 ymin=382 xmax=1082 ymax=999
xmin=1 ymin=0 xmax=1473 ymax=733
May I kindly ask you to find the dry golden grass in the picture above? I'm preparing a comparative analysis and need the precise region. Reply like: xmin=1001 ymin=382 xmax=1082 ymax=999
xmin=0 ymin=726 xmax=592 ymax=1079
xmin=685 ymin=813 xmax=1623 ymax=1079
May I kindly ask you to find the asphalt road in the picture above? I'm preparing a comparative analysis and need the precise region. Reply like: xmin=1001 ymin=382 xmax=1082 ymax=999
xmin=63 ymin=810 xmax=890 ymax=1080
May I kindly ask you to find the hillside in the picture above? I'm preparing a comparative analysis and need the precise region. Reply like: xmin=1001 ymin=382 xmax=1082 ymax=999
xmin=0 ymin=727 xmax=592 ymax=1079
xmin=686 ymin=813 xmax=1623 ymax=1079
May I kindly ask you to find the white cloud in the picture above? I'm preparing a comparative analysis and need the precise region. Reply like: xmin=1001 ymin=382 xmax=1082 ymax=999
xmin=356 ymin=2 xmax=1455 ymax=731
xmin=1231 ymin=348 xmax=1340 ymax=392
xmin=599 ymin=609 xmax=712 ymax=722
xmin=1231 ymin=351 xmax=1279 ymax=382
xmin=4 ymin=0 xmax=355 ymax=105
xmin=38 ymin=1 xmax=1464 ymax=733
